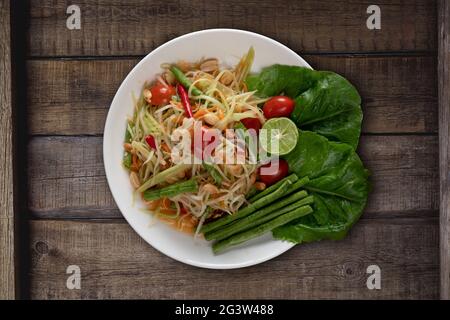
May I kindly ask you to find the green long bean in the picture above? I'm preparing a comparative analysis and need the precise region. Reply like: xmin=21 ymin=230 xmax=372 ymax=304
xmin=170 ymin=66 xmax=202 ymax=96
xmin=283 ymin=176 xmax=310 ymax=196
xmin=201 ymin=180 xmax=293 ymax=234
xmin=213 ymin=205 xmax=313 ymax=254
xmin=203 ymin=163 xmax=222 ymax=185
xmin=143 ymin=179 xmax=198 ymax=201
xmin=245 ymin=186 xmax=259 ymax=199
xmin=206 ymin=194 xmax=313 ymax=241
xmin=248 ymin=173 xmax=298 ymax=202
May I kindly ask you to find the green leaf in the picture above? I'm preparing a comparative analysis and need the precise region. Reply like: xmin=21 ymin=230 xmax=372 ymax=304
xmin=246 ymin=65 xmax=321 ymax=98
xmin=273 ymin=130 xmax=370 ymax=243
xmin=246 ymin=65 xmax=362 ymax=149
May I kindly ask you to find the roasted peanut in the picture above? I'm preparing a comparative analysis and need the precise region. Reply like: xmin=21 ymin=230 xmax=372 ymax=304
xmin=123 ymin=143 xmax=132 ymax=152
xmin=227 ymin=164 xmax=243 ymax=175
xmin=220 ymin=71 xmax=234 ymax=85
xmin=200 ymin=58 xmax=219 ymax=73
xmin=202 ymin=183 xmax=219 ymax=194
xmin=203 ymin=113 xmax=219 ymax=126
xmin=164 ymin=70 xmax=176 ymax=85
xmin=176 ymin=60 xmax=194 ymax=72
xmin=143 ymin=88 xmax=152 ymax=103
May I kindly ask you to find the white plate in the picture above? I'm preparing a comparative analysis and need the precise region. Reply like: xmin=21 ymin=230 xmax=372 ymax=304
xmin=104 ymin=29 xmax=312 ymax=269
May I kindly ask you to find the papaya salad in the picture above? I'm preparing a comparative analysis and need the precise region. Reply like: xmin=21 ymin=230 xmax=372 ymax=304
xmin=123 ymin=48 xmax=370 ymax=254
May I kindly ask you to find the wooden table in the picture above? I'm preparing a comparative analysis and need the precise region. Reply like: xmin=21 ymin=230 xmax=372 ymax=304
xmin=1 ymin=0 xmax=449 ymax=299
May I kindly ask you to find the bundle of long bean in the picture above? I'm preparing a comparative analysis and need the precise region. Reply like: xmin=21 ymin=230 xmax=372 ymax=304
xmin=213 ymin=205 xmax=313 ymax=254
xmin=200 ymin=172 xmax=315 ymax=254
xmin=247 ymin=173 xmax=298 ymax=202
xmin=201 ymin=175 xmax=310 ymax=234
xmin=205 ymin=192 xmax=313 ymax=241
xmin=200 ymin=179 xmax=294 ymax=233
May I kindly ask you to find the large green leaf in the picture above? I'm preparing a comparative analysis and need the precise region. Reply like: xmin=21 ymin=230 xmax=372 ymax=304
xmin=246 ymin=65 xmax=362 ymax=149
xmin=272 ymin=130 xmax=370 ymax=243
xmin=246 ymin=64 xmax=321 ymax=98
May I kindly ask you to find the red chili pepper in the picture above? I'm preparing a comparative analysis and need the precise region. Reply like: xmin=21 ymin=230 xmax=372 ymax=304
xmin=145 ymin=135 xmax=157 ymax=150
xmin=177 ymin=84 xmax=210 ymax=159
xmin=176 ymin=84 xmax=193 ymax=118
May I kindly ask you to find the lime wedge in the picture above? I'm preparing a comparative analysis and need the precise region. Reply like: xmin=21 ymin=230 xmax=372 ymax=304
xmin=260 ymin=117 xmax=299 ymax=156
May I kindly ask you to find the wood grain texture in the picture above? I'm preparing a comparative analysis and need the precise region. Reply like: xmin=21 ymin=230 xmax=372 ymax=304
xmin=0 ymin=0 xmax=17 ymax=299
xmin=438 ymin=0 xmax=450 ymax=300
xmin=29 ymin=218 xmax=439 ymax=299
xmin=27 ymin=135 xmax=439 ymax=219
xmin=23 ymin=0 xmax=442 ymax=300
xmin=27 ymin=55 xmax=438 ymax=135
xmin=28 ymin=0 xmax=436 ymax=57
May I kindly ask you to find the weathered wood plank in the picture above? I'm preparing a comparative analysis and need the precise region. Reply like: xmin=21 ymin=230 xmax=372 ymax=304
xmin=29 ymin=0 xmax=436 ymax=57
xmin=27 ymin=55 xmax=438 ymax=135
xmin=29 ymin=218 xmax=439 ymax=299
xmin=27 ymin=135 xmax=439 ymax=219
xmin=0 ymin=0 xmax=17 ymax=299
xmin=438 ymin=0 xmax=450 ymax=300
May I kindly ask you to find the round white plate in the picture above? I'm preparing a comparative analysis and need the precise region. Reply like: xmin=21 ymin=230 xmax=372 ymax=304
xmin=104 ymin=29 xmax=312 ymax=269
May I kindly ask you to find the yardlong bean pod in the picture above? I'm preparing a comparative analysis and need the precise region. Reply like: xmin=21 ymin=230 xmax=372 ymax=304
xmin=207 ymin=195 xmax=314 ymax=241
xmin=213 ymin=205 xmax=313 ymax=254
xmin=248 ymin=173 xmax=298 ymax=202
xmin=143 ymin=179 xmax=199 ymax=201
xmin=170 ymin=65 xmax=202 ymax=96
xmin=201 ymin=179 xmax=293 ymax=233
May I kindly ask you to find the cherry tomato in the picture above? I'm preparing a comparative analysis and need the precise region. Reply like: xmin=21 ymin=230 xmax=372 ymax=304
xmin=240 ymin=117 xmax=262 ymax=133
xmin=263 ymin=96 xmax=295 ymax=119
xmin=258 ymin=159 xmax=289 ymax=186
xmin=150 ymin=83 xmax=176 ymax=105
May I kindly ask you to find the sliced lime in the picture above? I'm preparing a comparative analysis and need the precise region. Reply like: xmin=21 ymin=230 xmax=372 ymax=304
xmin=260 ymin=117 xmax=299 ymax=156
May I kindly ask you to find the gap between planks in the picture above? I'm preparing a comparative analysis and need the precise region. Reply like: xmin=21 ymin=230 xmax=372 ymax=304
xmin=27 ymin=217 xmax=439 ymax=299
xmin=26 ymin=51 xmax=437 ymax=60
xmin=26 ymin=55 xmax=438 ymax=135
xmin=27 ymin=135 xmax=439 ymax=220
xmin=27 ymin=0 xmax=437 ymax=56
